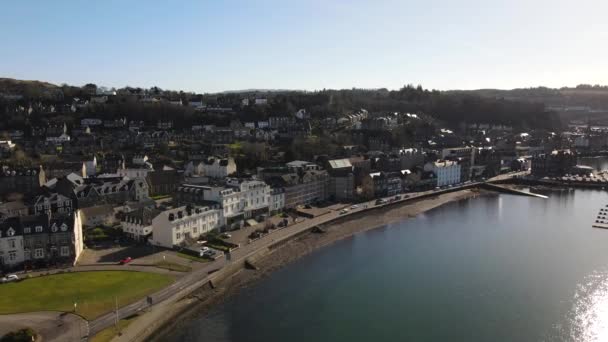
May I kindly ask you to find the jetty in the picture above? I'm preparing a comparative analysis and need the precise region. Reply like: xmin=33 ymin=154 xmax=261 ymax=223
xmin=481 ymin=183 xmax=548 ymax=199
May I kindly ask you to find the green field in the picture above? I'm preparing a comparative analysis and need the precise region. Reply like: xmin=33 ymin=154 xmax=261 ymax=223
xmin=0 ymin=271 xmax=174 ymax=320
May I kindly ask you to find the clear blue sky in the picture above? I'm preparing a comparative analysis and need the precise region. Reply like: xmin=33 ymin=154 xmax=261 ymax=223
xmin=1 ymin=0 xmax=606 ymax=93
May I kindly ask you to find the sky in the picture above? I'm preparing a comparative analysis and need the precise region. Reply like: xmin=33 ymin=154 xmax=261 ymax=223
xmin=1 ymin=0 xmax=607 ymax=93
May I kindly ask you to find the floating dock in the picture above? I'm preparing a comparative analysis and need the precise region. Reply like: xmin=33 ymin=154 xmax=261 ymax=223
xmin=593 ymin=206 xmax=608 ymax=229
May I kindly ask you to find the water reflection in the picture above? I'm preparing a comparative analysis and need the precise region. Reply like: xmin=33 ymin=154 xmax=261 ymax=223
xmin=564 ymin=270 xmax=608 ymax=342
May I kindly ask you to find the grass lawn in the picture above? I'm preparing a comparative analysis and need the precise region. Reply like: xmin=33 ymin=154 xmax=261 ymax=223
xmin=176 ymin=252 xmax=210 ymax=263
xmin=0 ymin=271 xmax=174 ymax=320
xmin=154 ymin=261 xmax=191 ymax=272
xmin=90 ymin=315 xmax=137 ymax=342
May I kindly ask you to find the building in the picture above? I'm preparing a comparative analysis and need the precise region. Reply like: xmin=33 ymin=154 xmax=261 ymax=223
xmin=0 ymin=211 xmax=83 ymax=271
xmin=326 ymin=159 xmax=355 ymax=201
xmin=361 ymin=172 xmax=403 ymax=199
xmin=531 ymin=150 xmax=578 ymax=177
xmin=0 ymin=166 xmax=46 ymax=199
xmin=269 ymin=188 xmax=285 ymax=214
xmin=0 ymin=224 xmax=24 ymax=271
xmin=177 ymin=179 xmax=271 ymax=230
xmin=146 ymin=169 xmax=181 ymax=197
xmin=267 ymin=170 xmax=330 ymax=209
xmin=424 ymin=160 xmax=461 ymax=187
xmin=150 ymin=206 xmax=222 ymax=249
xmin=121 ymin=207 xmax=161 ymax=242
xmin=442 ymin=147 xmax=475 ymax=182
xmin=80 ymin=204 xmax=116 ymax=227
xmin=200 ymin=157 xmax=237 ymax=178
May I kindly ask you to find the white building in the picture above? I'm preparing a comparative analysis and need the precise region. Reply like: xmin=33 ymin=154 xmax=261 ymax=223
xmin=117 ymin=167 xmax=152 ymax=179
xmin=424 ymin=160 xmax=461 ymax=187
xmin=269 ymin=188 xmax=285 ymax=214
xmin=225 ymin=178 xmax=271 ymax=219
xmin=0 ymin=226 xmax=24 ymax=268
xmin=200 ymin=157 xmax=237 ymax=178
xmin=150 ymin=206 xmax=222 ymax=249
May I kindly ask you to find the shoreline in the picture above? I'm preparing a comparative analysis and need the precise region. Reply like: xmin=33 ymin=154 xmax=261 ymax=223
xmin=143 ymin=188 xmax=489 ymax=342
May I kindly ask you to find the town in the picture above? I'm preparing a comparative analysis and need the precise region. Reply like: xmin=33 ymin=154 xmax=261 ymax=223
xmin=0 ymin=80 xmax=607 ymax=341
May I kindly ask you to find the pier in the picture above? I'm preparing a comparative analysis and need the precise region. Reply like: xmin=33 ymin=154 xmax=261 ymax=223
xmin=481 ymin=183 xmax=548 ymax=199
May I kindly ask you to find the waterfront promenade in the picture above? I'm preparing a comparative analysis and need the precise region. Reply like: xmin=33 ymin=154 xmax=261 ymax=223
xmin=92 ymin=172 xmax=533 ymax=341
xmin=89 ymin=182 xmax=491 ymax=339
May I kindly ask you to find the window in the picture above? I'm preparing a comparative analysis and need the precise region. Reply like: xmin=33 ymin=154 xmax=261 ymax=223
xmin=176 ymin=232 xmax=181 ymax=240
xmin=8 ymin=251 xmax=16 ymax=261
xmin=24 ymin=249 xmax=31 ymax=260
xmin=8 ymin=239 xmax=15 ymax=248
xmin=34 ymin=248 xmax=44 ymax=259
xmin=35 ymin=226 xmax=43 ymax=233
xmin=60 ymin=246 xmax=70 ymax=256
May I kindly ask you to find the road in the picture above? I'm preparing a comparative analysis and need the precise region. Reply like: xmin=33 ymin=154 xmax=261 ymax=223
xmin=88 ymin=173 xmax=526 ymax=338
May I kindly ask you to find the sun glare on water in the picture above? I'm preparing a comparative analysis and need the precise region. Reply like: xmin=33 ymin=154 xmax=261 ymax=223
xmin=567 ymin=271 xmax=608 ymax=341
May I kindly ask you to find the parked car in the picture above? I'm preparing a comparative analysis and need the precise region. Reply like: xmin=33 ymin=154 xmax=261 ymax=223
xmin=350 ymin=205 xmax=359 ymax=209
xmin=395 ymin=195 xmax=402 ymax=200
xmin=220 ymin=233 xmax=232 ymax=239
xmin=339 ymin=209 xmax=349 ymax=215
xmin=1 ymin=274 xmax=19 ymax=283
xmin=119 ymin=257 xmax=133 ymax=265
xmin=375 ymin=199 xmax=386 ymax=205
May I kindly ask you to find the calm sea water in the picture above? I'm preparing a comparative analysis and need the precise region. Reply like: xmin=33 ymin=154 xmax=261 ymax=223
xmin=167 ymin=190 xmax=608 ymax=342
xmin=579 ymin=156 xmax=608 ymax=171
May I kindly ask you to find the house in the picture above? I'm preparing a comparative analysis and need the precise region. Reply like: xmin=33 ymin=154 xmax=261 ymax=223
xmin=24 ymin=190 xmax=73 ymax=216
xmin=150 ymin=206 xmax=222 ymax=249
xmin=121 ymin=207 xmax=161 ymax=242
xmin=0 ymin=201 xmax=29 ymax=218
xmin=0 ymin=166 xmax=46 ymax=199
xmin=80 ymin=204 xmax=117 ymax=227
xmin=0 ymin=211 xmax=84 ymax=271
xmin=200 ymin=157 xmax=237 ymax=178
xmin=146 ymin=169 xmax=181 ymax=197
xmin=0 ymin=224 xmax=24 ymax=271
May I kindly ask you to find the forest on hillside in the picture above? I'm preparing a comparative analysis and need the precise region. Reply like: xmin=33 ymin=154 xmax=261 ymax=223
xmin=0 ymin=78 xmax=563 ymax=131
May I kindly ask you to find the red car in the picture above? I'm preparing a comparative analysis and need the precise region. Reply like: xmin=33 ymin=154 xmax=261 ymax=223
xmin=119 ymin=257 xmax=133 ymax=265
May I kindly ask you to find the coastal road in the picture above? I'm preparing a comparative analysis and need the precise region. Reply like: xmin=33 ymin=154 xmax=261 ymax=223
xmin=88 ymin=174 xmax=523 ymax=337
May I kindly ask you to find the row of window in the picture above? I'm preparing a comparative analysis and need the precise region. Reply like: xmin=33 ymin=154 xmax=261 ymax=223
xmin=0 ymin=246 xmax=71 ymax=263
